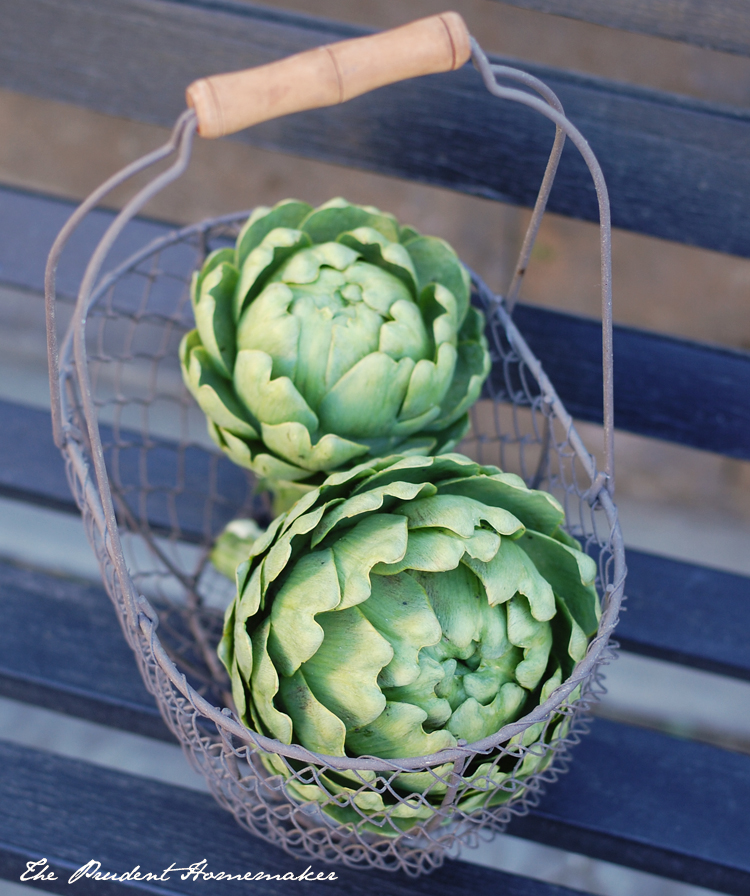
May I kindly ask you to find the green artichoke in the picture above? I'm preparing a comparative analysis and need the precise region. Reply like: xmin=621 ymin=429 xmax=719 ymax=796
xmin=180 ymin=198 xmax=491 ymax=512
xmin=219 ymin=453 xmax=600 ymax=830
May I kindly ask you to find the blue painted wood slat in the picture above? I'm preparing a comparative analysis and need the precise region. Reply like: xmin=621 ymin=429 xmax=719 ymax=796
xmin=1 ymin=186 xmax=748 ymax=460
xmin=2 ymin=0 xmax=750 ymax=257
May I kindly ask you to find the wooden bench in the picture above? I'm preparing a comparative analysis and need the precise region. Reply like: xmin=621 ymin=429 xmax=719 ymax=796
xmin=1 ymin=1 xmax=749 ymax=894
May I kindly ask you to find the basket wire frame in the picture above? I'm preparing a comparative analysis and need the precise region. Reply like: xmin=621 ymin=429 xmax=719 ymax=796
xmin=44 ymin=40 xmax=626 ymax=877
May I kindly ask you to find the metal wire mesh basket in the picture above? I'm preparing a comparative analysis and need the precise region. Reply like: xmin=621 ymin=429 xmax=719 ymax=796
xmin=44 ymin=16 xmax=625 ymax=878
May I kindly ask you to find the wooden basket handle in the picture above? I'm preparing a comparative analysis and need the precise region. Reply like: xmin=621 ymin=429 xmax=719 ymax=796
xmin=186 ymin=12 xmax=471 ymax=139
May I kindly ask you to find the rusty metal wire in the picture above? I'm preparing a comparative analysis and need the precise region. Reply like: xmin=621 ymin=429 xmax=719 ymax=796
xmin=44 ymin=49 xmax=626 ymax=876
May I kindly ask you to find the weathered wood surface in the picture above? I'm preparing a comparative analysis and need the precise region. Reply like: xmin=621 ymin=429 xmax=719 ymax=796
xmin=2 ymin=718 xmax=749 ymax=895
xmin=0 ymin=559 xmax=170 ymax=740
xmin=3 ymin=544 xmax=749 ymax=746
xmin=2 ymin=1 xmax=750 ymax=257
xmin=0 ymin=399 xmax=255 ymax=542
xmin=2 ymin=186 xmax=749 ymax=461
xmin=619 ymin=550 xmax=750 ymax=682
xmin=0 ymin=738 xmax=584 ymax=896
xmin=492 ymin=0 xmax=750 ymax=57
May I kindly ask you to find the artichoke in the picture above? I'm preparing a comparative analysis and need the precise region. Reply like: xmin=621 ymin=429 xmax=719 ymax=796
xmin=219 ymin=453 xmax=600 ymax=830
xmin=180 ymin=198 xmax=491 ymax=512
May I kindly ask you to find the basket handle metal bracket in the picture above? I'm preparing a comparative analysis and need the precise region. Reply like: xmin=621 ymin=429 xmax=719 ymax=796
xmin=471 ymin=41 xmax=616 ymax=496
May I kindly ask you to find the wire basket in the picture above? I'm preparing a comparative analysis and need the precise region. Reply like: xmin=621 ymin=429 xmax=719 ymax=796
xmin=44 ymin=16 xmax=626 ymax=878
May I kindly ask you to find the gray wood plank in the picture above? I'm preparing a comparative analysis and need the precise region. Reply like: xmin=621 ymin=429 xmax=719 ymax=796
xmin=2 ymin=544 xmax=749 ymax=751
xmin=3 ymin=1 xmax=750 ymax=257
xmin=492 ymin=1 xmax=750 ymax=57
xmin=0 ymin=740 xmax=582 ymax=896
xmin=2 ymin=186 xmax=749 ymax=461
xmin=2 ymin=716 xmax=749 ymax=894
xmin=0 ymin=558 xmax=171 ymax=740
xmin=0 ymin=398 xmax=260 ymax=542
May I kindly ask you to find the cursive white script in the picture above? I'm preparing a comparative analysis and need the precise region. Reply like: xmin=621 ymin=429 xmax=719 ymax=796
xmin=65 ymin=858 xmax=338 ymax=884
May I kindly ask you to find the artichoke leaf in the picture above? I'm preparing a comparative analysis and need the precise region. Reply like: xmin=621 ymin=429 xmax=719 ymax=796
xmin=236 ymin=558 xmax=265 ymax=620
xmin=218 ymin=597 xmax=237 ymax=674
xmin=346 ymin=701 xmax=456 ymax=759
xmin=318 ymin=352 xmax=415 ymax=439
xmin=236 ymin=200 xmax=313 ymax=268
xmin=277 ymin=668 xmax=347 ymax=757
xmin=550 ymin=595 xmax=590 ymax=678
xmin=233 ymin=349 xmax=318 ymax=433
xmin=235 ymin=282 xmax=299 ymax=380
xmin=359 ymin=433 xmax=438 ymax=458
xmin=338 ymin=227 xmax=418 ymax=296
xmin=301 ymin=198 xmax=399 ymax=244
xmin=229 ymin=655 xmax=250 ymax=725
xmin=446 ymin=682 xmax=526 ymax=743
xmin=506 ymin=595 xmax=554 ymax=690
xmin=359 ymin=572 xmax=442 ymax=688
xmin=215 ymin=428 xmax=308 ymax=481
xmin=342 ymin=260 xmax=414 ymax=317
xmin=331 ymin=513 xmax=409 ymax=609
xmin=211 ymin=518 xmax=264 ymax=581
xmin=464 ymin=537 xmax=555 ymax=621
xmin=262 ymin=504 xmax=331 ymax=590
xmin=397 ymin=341 xmax=457 ymax=423
xmin=431 ymin=413 xmax=472 ymax=454
xmin=402 ymin=234 xmax=470 ymax=326
xmin=426 ymin=307 xmax=491 ymax=431
xmin=396 ymin=493 xmax=524 ymax=539
xmin=352 ymin=453 xmax=479 ymax=497
xmin=193 ymin=258 xmax=238 ymax=379
xmin=267 ymin=549 xmax=341 ymax=677
xmin=313 ymin=479 xmax=434 ymax=546
xmin=379 ymin=298 xmax=431 ymax=363
xmin=371 ymin=527 xmax=467 ymax=575
xmin=234 ymin=227 xmax=312 ymax=320
xmin=260 ymin=420 xmax=369 ymax=473
xmin=516 ymin=530 xmax=600 ymax=636
xmin=412 ymin=564 xmax=483 ymax=657
xmin=276 ymin=241 xmax=360 ymax=283
xmin=438 ymin=472 xmax=565 ymax=536
xmin=301 ymin=605 xmax=393 ymax=729
xmin=382 ymin=653 xmax=450 ymax=729
xmin=417 ymin=283 xmax=459 ymax=350
xmin=249 ymin=618 xmax=294 ymax=744
xmin=191 ymin=247 xmax=235 ymax=309
xmin=180 ymin=334 xmax=259 ymax=439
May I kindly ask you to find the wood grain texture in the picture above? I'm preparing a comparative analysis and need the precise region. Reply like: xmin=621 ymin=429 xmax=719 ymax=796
xmin=491 ymin=0 xmax=750 ymax=57
xmin=0 ymin=741 xmax=582 ymax=896
xmin=0 ymin=559 xmax=170 ymax=740
xmin=2 ymin=542 xmax=748 ymax=745
xmin=509 ymin=304 xmax=750 ymax=460
xmin=617 ymin=549 xmax=750 ymax=681
xmin=2 ymin=186 xmax=748 ymax=460
xmin=2 ymin=720 xmax=749 ymax=894
xmin=0 ymin=399 xmax=258 ymax=541
xmin=3 ymin=1 xmax=750 ymax=256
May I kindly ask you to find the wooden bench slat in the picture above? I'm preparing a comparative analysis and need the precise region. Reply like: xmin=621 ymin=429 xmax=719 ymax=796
xmin=0 ymin=739 xmax=586 ymax=896
xmin=617 ymin=549 xmax=750 ymax=681
xmin=0 ymin=559 xmax=170 ymax=741
xmin=511 ymin=304 xmax=750 ymax=461
xmin=3 ymin=1 xmax=750 ymax=257
xmin=511 ymin=716 xmax=750 ymax=895
xmin=2 ymin=713 xmax=749 ymax=894
xmin=3 ymin=554 xmax=749 ymax=743
xmin=2 ymin=186 xmax=749 ymax=460
xmin=492 ymin=0 xmax=750 ymax=57
xmin=2 ymin=556 xmax=750 ymax=892
xmin=0 ymin=399 xmax=256 ymax=543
